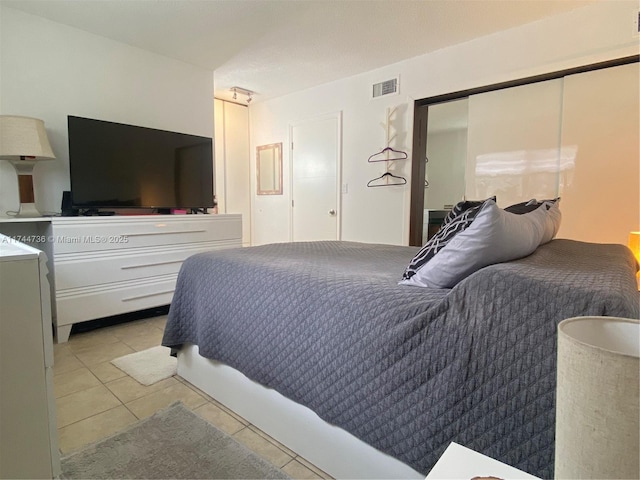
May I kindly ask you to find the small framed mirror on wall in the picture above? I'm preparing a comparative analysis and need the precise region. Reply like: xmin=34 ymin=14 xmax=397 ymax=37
xmin=256 ymin=143 xmax=283 ymax=195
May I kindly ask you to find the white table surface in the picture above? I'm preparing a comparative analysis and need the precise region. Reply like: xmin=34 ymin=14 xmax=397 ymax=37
xmin=425 ymin=442 xmax=541 ymax=480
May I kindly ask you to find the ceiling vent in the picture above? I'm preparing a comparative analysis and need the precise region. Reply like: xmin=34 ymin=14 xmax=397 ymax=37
xmin=372 ymin=77 xmax=399 ymax=99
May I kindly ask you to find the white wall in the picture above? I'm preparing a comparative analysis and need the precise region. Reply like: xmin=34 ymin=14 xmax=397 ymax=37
xmin=0 ymin=7 xmax=214 ymax=215
xmin=249 ymin=1 xmax=639 ymax=246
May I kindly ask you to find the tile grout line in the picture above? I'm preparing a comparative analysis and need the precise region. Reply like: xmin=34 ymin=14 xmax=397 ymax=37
xmin=231 ymin=425 xmax=294 ymax=469
xmin=57 ymin=403 xmax=123 ymax=433
xmin=122 ymin=401 xmax=142 ymax=420
xmin=54 ymin=318 xmax=334 ymax=479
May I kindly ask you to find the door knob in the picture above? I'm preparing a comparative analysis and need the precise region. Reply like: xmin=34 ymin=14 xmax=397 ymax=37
xmin=328 ymin=209 xmax=336 ymax=216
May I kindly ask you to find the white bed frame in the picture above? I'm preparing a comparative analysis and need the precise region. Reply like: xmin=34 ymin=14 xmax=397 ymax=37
xmin=178 ymin=344 xmax=423 ymax=479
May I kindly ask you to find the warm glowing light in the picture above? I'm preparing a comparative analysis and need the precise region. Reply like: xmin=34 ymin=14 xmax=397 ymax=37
xmin=629 ymin=232 xmax=640 ymax=289
xmin=629 ymin=232 xmax=640 ymax=264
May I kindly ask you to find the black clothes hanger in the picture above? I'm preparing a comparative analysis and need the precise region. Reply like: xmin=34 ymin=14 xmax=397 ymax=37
xmin=367 ymin=147 xmax=408 ymax=162
xmin=367 ymin=171 xmax=407 ymax=187
xmin=425 ymin=156 xmax=429 ymax=187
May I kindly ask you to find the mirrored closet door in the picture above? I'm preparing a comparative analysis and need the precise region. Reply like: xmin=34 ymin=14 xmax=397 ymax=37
xmin=422 ymin=99 xmax=468 ymax=244
xmin=411 ymin=58 xmax=638 ymax=247
xmin=465 ymin=78 xmax=563 ymax=208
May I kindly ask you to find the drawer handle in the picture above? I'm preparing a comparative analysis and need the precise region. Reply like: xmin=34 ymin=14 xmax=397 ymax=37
xmin=123 ymin=229 xmax=206 ymax=237
xmin=122 ymin=289 xmax=175 ymax=302
xmin=121 ymin=260 xmax=184 ymax=270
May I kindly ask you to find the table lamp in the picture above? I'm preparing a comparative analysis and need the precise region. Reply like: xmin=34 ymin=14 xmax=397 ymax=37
xmin=555 ymin=316 xmax=640 ymax=479
xmin=0 ymin=115 xmax=55 ymax=217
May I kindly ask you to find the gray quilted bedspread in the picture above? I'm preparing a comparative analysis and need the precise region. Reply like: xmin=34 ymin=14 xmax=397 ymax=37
xmin=162 ymin=239 xmax=639 ymax=478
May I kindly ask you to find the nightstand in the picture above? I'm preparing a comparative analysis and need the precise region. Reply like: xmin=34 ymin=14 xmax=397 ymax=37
xmin=0 ymin=235 xmax=60 ymax=478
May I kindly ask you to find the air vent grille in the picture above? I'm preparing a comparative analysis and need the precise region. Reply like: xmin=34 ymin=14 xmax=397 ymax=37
xmin=372 ymin=78 xmax=398 ymax=98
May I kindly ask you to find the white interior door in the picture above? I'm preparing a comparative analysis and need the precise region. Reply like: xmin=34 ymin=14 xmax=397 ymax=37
xmin=291 ymin=114 xmax=340 ymax=241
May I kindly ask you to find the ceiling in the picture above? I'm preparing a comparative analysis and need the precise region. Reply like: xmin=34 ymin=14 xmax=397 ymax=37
xmin=2 ymin=0 xmax=597 ymax=104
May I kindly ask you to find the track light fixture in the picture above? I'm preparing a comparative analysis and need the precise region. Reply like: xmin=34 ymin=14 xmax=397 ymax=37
xmin=230 ymin=86 xmax=254 ymax=104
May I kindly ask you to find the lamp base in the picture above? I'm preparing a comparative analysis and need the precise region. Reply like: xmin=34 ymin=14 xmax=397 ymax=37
xmin=15 ymin=202 xmax=42 ymax=218
xmin=9 ymin=161 xmax=42 ymax=217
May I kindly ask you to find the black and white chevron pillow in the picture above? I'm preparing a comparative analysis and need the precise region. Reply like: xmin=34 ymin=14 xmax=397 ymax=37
xmin=402 ymin=201 xmax=487 ymax=280
xmin=443 ymin=196 xmax=496 ymax=225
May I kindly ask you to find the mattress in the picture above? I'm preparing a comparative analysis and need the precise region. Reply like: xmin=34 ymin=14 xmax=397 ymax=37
xmin=163 ymin=239 xmax=639 ymax=478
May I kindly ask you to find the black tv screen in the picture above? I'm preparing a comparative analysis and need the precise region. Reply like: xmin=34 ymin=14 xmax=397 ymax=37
xmin=68 ymin=116 xmax=214 ymax=210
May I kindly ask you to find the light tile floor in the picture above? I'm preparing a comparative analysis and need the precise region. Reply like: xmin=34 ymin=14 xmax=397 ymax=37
xmin=53 ymin=315 xmax=333 ymax=479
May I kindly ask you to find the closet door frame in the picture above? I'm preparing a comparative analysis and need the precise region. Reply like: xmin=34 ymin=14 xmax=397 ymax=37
xmin=408 ymin=55 xmax=638 ymax=247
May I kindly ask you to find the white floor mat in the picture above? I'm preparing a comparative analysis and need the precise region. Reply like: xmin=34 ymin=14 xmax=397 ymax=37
xmin=111 ymin=346 xmax=177 ymax=386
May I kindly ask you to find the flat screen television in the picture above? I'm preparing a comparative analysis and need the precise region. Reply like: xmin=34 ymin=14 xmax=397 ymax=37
xmin=68 ymin=116 xmax=214 ymax=211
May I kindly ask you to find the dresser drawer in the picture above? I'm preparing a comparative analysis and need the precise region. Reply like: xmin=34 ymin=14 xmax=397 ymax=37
xmin=48 ymin=214 xmax=242 ymax=342
xmin=56 ymin=275 xmax=178 ymax=327
xmin=54 ymin=243 xmax=226 ymax=290
xmin=51 ymin=215 xmax=242 ymax=254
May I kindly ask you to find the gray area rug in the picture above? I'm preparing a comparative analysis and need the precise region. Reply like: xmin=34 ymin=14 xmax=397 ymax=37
xmin=61 ymin=402 xmax=291 ymax=479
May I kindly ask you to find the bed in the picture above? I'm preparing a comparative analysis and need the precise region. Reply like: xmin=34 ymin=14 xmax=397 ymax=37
xmin=162 ymin=239 xmax=639 ymax=479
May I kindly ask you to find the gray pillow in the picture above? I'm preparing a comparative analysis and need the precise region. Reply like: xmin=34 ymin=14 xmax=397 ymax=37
xmin=505 ymin=198 xmax=558 ymax=214
xmin=400 ymin=199 xmax=558 ymax=289
xmin=402 ymin=199 xmax=491 ymax=281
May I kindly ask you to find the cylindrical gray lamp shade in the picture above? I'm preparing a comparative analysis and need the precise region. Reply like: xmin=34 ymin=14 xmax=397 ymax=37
xmin=555 ymin=316 xmax=639 ymax=479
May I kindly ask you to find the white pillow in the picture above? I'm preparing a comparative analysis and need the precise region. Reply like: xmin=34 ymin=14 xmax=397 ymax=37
xmin=400 ymin=200 xmax=548 ymax=289
xmin=540 ymin=200 xmax=561 ymax=245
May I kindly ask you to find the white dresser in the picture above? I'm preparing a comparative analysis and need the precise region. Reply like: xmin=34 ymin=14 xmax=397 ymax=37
xmin=50 ymin=214 xmax=242 ymax=342
xmin=0 ymin=236 xmax=60 ymax=479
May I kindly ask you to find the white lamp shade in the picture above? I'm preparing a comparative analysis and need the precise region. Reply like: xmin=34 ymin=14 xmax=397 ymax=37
xmin=555 ymin=316 xmax=640 ymax=479
xmin=0 ymin=115 xmax=55 ymax=160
